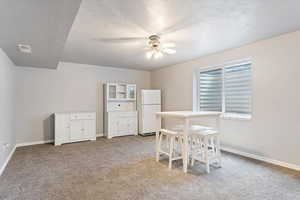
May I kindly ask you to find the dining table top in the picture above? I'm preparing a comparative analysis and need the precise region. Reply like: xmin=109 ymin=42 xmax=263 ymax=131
xmin=156 ymin=111 xmax=221 ymax=118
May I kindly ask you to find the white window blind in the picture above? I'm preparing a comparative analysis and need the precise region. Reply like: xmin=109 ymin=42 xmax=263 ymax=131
xmin=199 ymin=68 xmax=223 ymax=112
xmin=198 ymin=61 xmax=252 ymax=115
xmin=224 ymin=63 xmax=252 ymax=114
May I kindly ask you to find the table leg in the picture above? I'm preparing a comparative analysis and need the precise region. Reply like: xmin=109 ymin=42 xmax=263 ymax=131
xmin=156 ymin=115 xmax=161 ymax=162
xmin=183 ymin=118 xmax=190 ymax=173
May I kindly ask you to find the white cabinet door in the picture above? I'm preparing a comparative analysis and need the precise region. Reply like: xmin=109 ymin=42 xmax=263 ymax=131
xmin=83 ymin=120 xmax=95 ymax=139
xmin=128 ymin=118 xmax=137 ymax=135
xmin=117 ymin=119 xmax=129 ymax=136
xmin=108 ymin=114 xmax=118 ymax=137
xmin=142 ymin=105 xmax=161 ymax=133
xmin=142 ymin=90 xmax=161 ymax=105
xmin=70 ymin=120 xmax=83 ymax=141
xmin=54 ymin=114 xmax=70 ymax=146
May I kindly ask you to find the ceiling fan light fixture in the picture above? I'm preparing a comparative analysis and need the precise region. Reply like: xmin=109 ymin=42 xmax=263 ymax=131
xmin=145 ymin=34 xmax=176 ymax=59
xmin=146 ymin=50 xmax=154 ymax=59
xmin=154 ymin=51 xmax=163 ymax=59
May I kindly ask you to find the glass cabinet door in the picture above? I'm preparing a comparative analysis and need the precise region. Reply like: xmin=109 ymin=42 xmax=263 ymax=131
xmin=108 ymin=84 xmax=117 ymax=99
xmin=117 ymin=84 xmax=127 ymax=99
xmin=127 ymin=85 xmax=136 ymax=99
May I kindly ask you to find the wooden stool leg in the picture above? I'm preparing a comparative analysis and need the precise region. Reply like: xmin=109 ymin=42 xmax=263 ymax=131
xmin=179 ymin=136 xmax=184 ymax=166
xmin=156 ymin=131 xmax=160 ymax=162
xmin=169 ymin=136 xmax=174 ymax=169
xmin=204 ymin=137 xmax=210 ymax=173
xmin=216 ymin=135 xmax=222 ymax=167
xmin=157 ymin=132 xmax=163 ymax=161
xmin=191 ymin=137 xmax=196 ymax=166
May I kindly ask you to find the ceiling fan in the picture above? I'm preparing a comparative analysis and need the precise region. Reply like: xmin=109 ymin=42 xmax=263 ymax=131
xmin=145 ymin=35 xmax=176 ymax=59
xmin=94 ymin=34 xmax=176 ymax=59
xmin=91 ymin=1 xmax=210 ymax=60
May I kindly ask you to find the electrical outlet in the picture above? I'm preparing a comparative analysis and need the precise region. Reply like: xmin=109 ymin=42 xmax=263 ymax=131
xmin=1 ymin=142 xmax=10 ymax=150
xmin=4 ymin=143 xmax=9 ymax=148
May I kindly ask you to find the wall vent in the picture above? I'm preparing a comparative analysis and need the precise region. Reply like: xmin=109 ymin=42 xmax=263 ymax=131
xmin=18 ymin=44 xmax=32 ymax=54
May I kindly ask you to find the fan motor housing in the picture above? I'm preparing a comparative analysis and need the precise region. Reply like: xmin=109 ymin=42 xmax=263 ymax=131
xmin=149 ymin=35 xmax=160 ymax=48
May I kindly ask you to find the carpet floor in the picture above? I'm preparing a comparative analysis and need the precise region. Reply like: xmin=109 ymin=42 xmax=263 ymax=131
xmin=1 ymin=136 xmax=300 ymax=200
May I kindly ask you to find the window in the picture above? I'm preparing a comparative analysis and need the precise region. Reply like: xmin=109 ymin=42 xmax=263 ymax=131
xmin=224 ymin=63 xmax=252 ymax=115
xmin=199 ymin=69 xmax=223 ymax=112
xmin=196 ymin=60 xmax=252 ymax=118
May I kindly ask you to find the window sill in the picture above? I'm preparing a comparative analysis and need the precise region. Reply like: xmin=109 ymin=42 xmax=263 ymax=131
xmin=221 ymin=113 xmax=252 ymax=121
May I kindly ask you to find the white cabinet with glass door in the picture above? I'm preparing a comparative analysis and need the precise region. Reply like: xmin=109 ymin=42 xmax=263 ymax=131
xmin=105 ymin=83 xmax=136 ymax=101
xmin=104 ymin=83 xmax=137 ymax=138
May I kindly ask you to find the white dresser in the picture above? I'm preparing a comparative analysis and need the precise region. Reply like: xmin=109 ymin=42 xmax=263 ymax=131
xmin=104 ymin=83 xmax=138 ymax=139
xmin=54 ymin=112 xmax=96 ymax=146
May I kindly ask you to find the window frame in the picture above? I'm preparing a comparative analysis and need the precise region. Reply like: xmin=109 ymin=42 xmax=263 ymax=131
xmin=194 ymin=59 xmax=253 ymax=120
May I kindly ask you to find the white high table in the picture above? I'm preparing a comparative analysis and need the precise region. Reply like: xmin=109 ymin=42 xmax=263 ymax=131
xmin=155 ymin=111 xmax=221 ymax=173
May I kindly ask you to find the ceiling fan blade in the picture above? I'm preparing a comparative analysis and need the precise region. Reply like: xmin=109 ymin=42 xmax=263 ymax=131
xmin=162 ymin=42 xmax=176 ymax=48
xmin=143 ymin=46 xmax=151 ymax=50
xmin=93 ymin=37 xmax=147 ymax=43
xmin=157 ymin=17 xmax=201 ymax=36
xmin=163 ymin=48 xmax=176 ymax=54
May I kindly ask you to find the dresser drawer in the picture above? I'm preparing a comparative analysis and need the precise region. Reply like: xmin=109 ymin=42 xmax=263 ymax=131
xmin=70 ymin=113 xmax=95 ymax=120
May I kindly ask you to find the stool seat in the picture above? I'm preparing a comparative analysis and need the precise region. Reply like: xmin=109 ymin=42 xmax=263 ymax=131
xmin=160 ymin=129 xmax=182 ymax=136
xmin=191 ymin=125 xmax=215 ymax=131
xmin=191 ymin=129 xmax=220 ymax=136
xmin=171 ymin=124 xmax=215 ymax=132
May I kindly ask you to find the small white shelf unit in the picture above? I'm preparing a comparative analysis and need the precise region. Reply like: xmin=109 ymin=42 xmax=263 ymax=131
xmin=104 ymin=83 xmax=138 ymax=139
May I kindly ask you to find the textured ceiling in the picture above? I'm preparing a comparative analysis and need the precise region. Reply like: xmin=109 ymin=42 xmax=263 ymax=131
xmin=0 ymin=0 xmax=82 ymax=69
xmin=62 ymin=0 xmax=300 ymax=70
xmin=1 ymin=0 xmax=300 ymax=70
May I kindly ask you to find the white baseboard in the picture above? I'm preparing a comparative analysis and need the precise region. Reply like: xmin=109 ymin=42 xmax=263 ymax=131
xmin=222 ymin=147 xmax=300 ymax=172
xmin=16 ymin=135 xmax=103 ymax=147
xmin=0 ymin=145 xmax=16 ymax=176
xmin=16 ymin=140 xmax=54 ymax=148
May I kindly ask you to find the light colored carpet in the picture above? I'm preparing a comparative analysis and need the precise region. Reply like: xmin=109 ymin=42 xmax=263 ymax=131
xmin=1 ymin=136 xmax=300 ymax=200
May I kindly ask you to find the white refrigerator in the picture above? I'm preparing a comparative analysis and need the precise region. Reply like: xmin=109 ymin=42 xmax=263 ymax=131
xmin=139 ymin=90 xmax=161 ymax=136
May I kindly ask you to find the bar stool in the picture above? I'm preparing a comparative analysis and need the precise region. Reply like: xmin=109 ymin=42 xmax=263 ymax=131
xmin=157 ymin=129 xmax=184 ymax=169
xmin=190 ymin=129 xmax=221 ymax=173
xmin=171 ymin=124 xmax=214 ymax=151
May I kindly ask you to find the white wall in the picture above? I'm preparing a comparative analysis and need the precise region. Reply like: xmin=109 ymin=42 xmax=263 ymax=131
xmin=0 ymin=49 xmax=16 ymax=173
xmin=15 ymin=62 xmax=151 ymax=144
xmin=151 ymin=30 xmax=300 ymax=166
